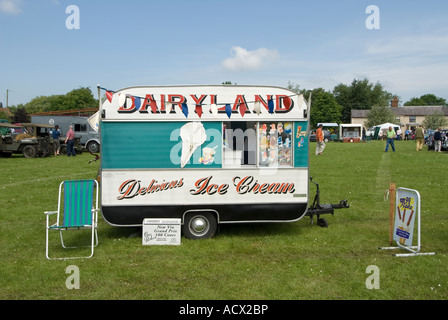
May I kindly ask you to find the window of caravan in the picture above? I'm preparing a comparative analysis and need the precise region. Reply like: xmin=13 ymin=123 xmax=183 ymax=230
xmin=222 ymin=121 xmax=293 ymax=167
xmin=223 ymin=121 xmax=257 ymax=166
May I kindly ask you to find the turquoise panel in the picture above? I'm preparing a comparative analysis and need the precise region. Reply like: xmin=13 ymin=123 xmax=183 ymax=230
xmin=102 ymin=122 xmax=222 ymax=169
xmin=294 ymin=121 xmax=309 ymax=168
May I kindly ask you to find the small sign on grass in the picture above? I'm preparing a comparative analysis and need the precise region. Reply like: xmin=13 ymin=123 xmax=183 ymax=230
xmin=142 ymin=218 xmax=181 ymax=246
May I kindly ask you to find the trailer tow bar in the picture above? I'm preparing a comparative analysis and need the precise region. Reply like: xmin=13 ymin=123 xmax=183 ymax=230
xmin=305 ymin=177 xmax=349 ymax=227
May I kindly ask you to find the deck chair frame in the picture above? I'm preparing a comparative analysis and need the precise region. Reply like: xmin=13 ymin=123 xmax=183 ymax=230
xmin=45 ymin=179 xmax=99 ymax=260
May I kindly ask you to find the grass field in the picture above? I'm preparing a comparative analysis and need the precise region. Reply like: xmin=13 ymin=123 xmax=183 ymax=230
xmin=0 ymin=140 xmax=447 ymax=300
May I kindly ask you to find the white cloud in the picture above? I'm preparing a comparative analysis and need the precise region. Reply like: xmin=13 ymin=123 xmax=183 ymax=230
xmin=222 ymin=46 xmax=279 ymax=71
xmin=0 ymin=0 xmax=22 ymax=14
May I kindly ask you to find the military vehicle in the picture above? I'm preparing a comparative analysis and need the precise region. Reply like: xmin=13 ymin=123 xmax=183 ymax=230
xmin=0 ymin=123 xmax=81 ymax=158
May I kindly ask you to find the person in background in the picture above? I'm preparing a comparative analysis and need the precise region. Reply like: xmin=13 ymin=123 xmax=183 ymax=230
xmin=434 ymin=127 xmax=442 ymax=152
xmin=415 ymin=125 xmax=424 ymax=151
xmin=65 ymin=125 xmax=76 ymax=157
xmin=52 ymin=125 xmax=61 ymax=156
xmin=385 ymin=126 xmax=396 ymax=152
xmin=315 ymin=124 xmax=325 ymax=156
xmin=396 ymin=128 xmax=402 ymax=141
xmin=405 ymin=128 xmax=410 ymax=141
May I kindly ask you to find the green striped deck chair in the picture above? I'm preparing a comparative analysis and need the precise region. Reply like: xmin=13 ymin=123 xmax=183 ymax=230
xmin=45 ymin=179 xmax=99 ymax=260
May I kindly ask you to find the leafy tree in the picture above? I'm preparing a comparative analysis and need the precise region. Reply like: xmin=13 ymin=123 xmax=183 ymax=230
xmin=287 ymin=81 xmax=304 ymax=95
xmin=307 ymin=88 xmax=342 ymax=128
xmin=0 ymin=109 xmax=12 ymax=122
xmin=333 ymin=78 xmax=393 ymax=123
xmin=404 ymin=94 xmax=447 ymax=106
xmin=12 ymin=107 xmax=30 ymax=123
xmin=365 ymin=105 xmax=396 ymax=128
xmin=287 ymin=82 xmax=342 ymax=128
xmin=422 ymin=112 xmax=448 ymax=129
xmin=10 ymin=87 xmax=98 ymax=114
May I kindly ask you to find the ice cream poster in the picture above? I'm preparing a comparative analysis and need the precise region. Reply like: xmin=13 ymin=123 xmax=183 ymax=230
xmin=393 ymin=189 xmax=418 ymax=247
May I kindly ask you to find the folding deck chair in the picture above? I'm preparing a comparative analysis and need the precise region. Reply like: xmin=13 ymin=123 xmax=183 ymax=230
xmin=45 ymin=179 xmax=99 ymax=260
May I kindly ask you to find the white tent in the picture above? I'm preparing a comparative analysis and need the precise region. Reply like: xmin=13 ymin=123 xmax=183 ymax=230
xmin=375 ymin=123 xmax=400 ymax=130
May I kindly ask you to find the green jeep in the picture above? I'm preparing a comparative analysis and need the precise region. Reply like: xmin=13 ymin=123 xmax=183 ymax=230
xmin=0 ymin=123 xmax=81 ymax=158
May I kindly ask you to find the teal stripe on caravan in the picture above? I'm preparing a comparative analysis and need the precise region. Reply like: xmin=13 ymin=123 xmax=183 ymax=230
xmin=101 ymin=122 xmax=222 ymax=169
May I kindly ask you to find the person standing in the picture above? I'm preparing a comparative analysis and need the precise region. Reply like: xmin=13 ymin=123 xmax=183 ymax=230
xmin=65 ymin=125 xmax=76 ymax=157
xmin=415 ymin=125 xmax=424 ymax=151
xmin=385 ymin=126 xmax=396 ymax=152
xmin=434 ymin=128 xmax=442 ymax=152
xmin=315 ymin=124 xmax=325 ymax=155
xmin=52 ymin=125 xmax=61 ymax=156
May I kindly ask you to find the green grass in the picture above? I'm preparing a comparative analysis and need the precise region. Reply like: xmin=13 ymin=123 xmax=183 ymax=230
xmin=0 ymin=141 xmax=447 ymax=300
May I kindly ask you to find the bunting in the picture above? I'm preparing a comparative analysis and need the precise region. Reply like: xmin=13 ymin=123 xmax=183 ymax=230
xmin=181 ymin=103 xmax=189 ymax=118
xmin=268 ymin=99 xmax=274 ymax=114
xmin=195 ymin=104 xmax=203 ymax=118
xmin=225 ymin=104 xmax=232 ymax=118
xmin=239 ymin=102 xmax=247 ymax=117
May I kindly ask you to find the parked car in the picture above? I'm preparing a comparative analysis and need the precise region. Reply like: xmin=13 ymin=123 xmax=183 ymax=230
xmin=309 ymin=129 xmax=332 ymax=142
xmin=427 ymin=129 xmax=447 ymax=151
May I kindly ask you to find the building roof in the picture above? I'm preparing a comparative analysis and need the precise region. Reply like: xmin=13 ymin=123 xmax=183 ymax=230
xmin=351 ymin=106 xmax=448 ymax=118
xmin=393 ymin=106 xmax=448 ymax=116
xmin=0 ymin=108 xmax=13 ymax=116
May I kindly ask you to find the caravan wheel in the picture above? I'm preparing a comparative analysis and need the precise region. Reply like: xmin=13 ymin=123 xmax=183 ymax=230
xmin=183 ymin=212 xmax=217 ymax=240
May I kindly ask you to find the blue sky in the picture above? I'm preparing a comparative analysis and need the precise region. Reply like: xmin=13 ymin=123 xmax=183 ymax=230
xmin=1 ymin=0 xmax=447 ymax=107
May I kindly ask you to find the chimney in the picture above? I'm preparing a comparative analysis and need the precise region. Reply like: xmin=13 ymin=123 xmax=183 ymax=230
xmin=391 ymin=96 xmax=399 ymax=108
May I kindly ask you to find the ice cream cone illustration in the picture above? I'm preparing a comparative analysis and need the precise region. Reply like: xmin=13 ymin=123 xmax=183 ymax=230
xmin=180 ymin=122 xmax=206 ymax=168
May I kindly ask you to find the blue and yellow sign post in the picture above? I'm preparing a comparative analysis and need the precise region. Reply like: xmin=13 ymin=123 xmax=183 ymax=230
xmin=381 ymin=187 xmax=435 ymax=257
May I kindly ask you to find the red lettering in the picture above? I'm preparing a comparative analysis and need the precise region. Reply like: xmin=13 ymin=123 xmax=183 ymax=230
xmin=254 ymin=95 xmax=273 ymax=112
xmin=167 ymin=94 xmax=186 ymax=113
xmin=117 ymin=179 xmax=140 ymax=200
xmin=117 ymin=95 xmax=136 ymax=113
xmin=217 ymin=184 xmax=229 ymax=194
xmin=233 ymin=176 xmax=295 ymax=195
xmin=117 ymin=178 xmax=184 ymax=200
xmin=190 ymin=176 xmax=229 ymax=195
xmin=275 ymin=95 xmax=293 ymax=113
xmin=190 ymin=94 xmax=207 ymax=106
xmin=140 ymin=94 xmax=159 ymax=113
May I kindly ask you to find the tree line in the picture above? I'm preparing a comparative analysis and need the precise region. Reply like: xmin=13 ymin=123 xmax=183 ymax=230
xmin=287 ymin=78 xmax=447 ymax=129
xmin=1 ymin=80 xmax=447 ymax=128
xmin=0 ymin=87 xmax=98 ymax=123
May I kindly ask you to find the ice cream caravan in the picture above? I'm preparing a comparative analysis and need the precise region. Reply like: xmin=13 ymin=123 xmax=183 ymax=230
xmin=98 ymin=85 xmax=310 ymax=239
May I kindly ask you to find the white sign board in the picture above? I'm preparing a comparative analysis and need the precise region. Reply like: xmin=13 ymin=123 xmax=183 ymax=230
xmin=393 ymin=188 xmax=418 ymax=247
xmin=142 ymin=218 xmax=181 ymax=246
xmin=380 ymin=187 xmax=435 ymax=257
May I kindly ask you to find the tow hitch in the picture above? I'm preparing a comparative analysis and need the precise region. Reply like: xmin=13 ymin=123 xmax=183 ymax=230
xmin=306 ymin=177 xmax=349 ymax=227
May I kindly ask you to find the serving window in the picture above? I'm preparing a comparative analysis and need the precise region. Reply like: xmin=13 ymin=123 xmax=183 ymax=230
xmin=222 ymin=121 xmax=293 ymax=168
